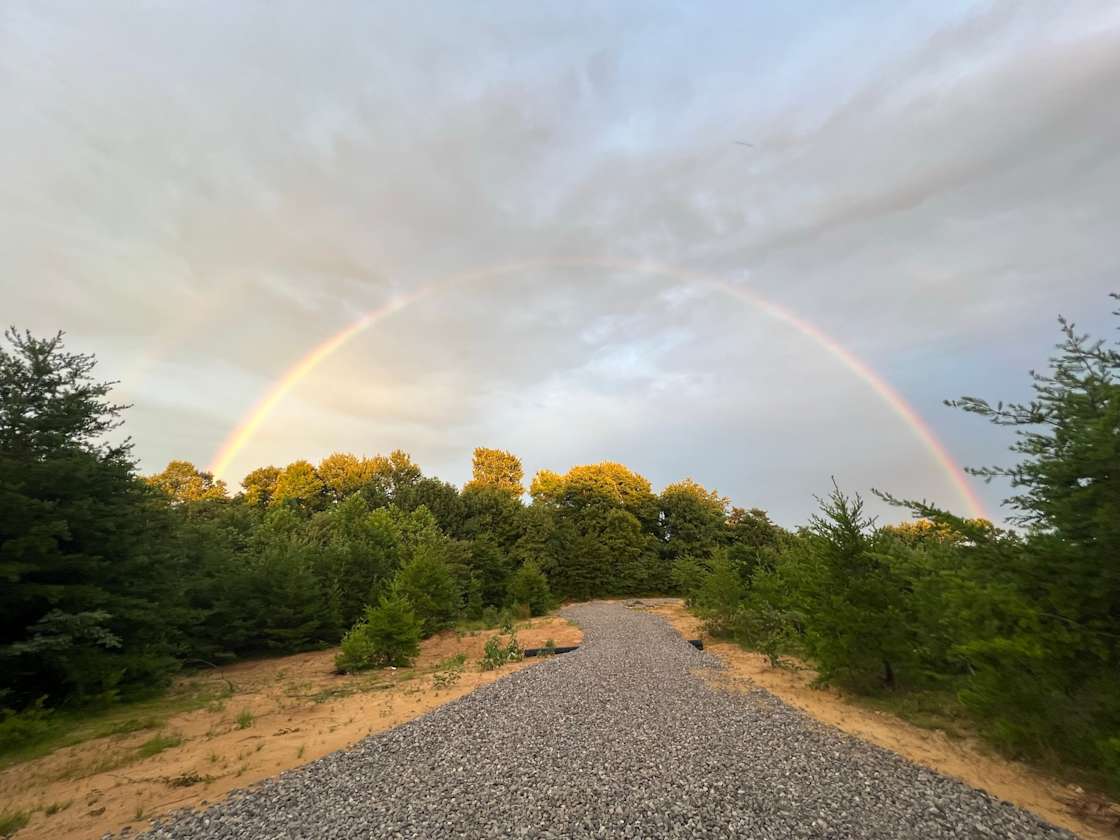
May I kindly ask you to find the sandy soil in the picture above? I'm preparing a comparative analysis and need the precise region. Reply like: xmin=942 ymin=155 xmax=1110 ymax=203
xmin=639 ymin=599 xmax=1119 ymax=840
xmin=0 ymin=617 xmax=581 ymax=840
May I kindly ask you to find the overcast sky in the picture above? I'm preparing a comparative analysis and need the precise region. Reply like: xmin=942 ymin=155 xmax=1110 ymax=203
xmin=3 ymin=1 xmax=1118 ymax=525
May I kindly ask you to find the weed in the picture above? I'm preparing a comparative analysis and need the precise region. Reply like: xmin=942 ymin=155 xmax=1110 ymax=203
xmin=164 ymin=771 xmax=211 ymax=788
xmin=107 ymin=717 xmax=161 ymax=737
xmin=480 ymin=631 xmax=522 ymax=670
xmin=42 ymin=800 xmax=71 ymax=816
xmin=134 ymin=804 xmax=147 ymax=821
xmin=432 ymin=654 xmax=467 ymax=689
xmin=137 ymin=732 xmax=183 ymax=758
xmin=296 ymin=744 xmax=305 ymax=759
xmin=235 ymin=709 xmax=254 ymax=730
xmin=0 ymin=810 xmax=30 ymax=837
xmin=207 ymin=751 xmax=220 ymax=764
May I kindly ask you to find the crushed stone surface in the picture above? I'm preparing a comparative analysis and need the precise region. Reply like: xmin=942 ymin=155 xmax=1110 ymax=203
xmin=136 ymin=601 xmax=1076 ymax=839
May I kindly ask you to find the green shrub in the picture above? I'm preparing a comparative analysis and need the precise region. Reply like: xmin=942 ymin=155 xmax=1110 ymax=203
xmin=335 ymin=594 xmax=423 ymax=672
xmin=0 ymin=699 xmax=54 ymax=756
xmin=507 ymin=561 xmax=552 ymax=616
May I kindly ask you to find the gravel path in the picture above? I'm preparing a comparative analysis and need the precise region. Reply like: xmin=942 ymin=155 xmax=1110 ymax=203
xmin=138 ymin=601 xmax=1076 ymax=839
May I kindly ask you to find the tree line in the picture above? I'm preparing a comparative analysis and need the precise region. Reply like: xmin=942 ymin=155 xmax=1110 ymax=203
xmin=1 ymin=295 xmax=1117 ymax=792
xmin=0 ymin=328 xmax=780 ymax=711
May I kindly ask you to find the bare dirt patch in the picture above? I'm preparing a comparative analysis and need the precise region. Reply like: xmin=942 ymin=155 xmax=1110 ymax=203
xmin=640 ymin=599 xmax=1119 ymax=840
xmin=0 ymin=616 xmax=581 ymax=840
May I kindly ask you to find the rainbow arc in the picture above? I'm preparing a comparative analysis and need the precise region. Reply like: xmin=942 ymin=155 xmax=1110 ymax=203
xmin=207 ymin=258 xmax=987 ymax=519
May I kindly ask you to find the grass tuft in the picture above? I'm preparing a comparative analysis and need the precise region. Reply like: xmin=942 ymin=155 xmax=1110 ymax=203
xmin=137 ymin=732 xmax=183 ymax=758
xmin=0 ymin=810 xmax=30 ymax=837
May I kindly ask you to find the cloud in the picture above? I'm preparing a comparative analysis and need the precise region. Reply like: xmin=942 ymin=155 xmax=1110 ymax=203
xmin=2 ymin=2 xmax=1118 ymax=523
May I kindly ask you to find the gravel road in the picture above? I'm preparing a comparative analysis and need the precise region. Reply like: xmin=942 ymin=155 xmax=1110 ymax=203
xmin=138 ymin=601 xmax=1076 ymax=839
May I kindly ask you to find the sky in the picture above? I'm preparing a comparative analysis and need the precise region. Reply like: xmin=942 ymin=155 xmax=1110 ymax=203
xmin=2 ymin=1 xmax=1118 ymax=526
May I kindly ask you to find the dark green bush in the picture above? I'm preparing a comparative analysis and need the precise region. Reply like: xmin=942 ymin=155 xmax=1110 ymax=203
xmin=507 ymin=561 xmax=552 ymax=616
xmin=335 ymin=595 xmax=422 ymax=672
xmin=0 ymin=700 xmax=54 ymax=756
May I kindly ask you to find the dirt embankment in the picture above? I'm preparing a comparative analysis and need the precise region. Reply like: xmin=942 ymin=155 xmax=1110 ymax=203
xmin=0 ymin=617 xmax=581 ymax=840
xmin=642 ymin=599 xmax=1120 ymax=840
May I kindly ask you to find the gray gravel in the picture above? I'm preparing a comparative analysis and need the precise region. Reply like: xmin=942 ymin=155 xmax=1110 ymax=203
xmin=137 ymin=601 xmax=1076 ymax=839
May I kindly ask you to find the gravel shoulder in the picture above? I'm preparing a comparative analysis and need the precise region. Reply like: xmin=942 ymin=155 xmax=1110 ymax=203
xmin=138 ymin=601 xmax=1079 ymax=839
xmin=646 ymin=599 xmax=1118 ymax=840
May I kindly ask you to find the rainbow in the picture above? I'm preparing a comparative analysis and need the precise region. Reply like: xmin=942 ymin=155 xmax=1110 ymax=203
xmin=207 ymin=258 xmax=987 ymax=519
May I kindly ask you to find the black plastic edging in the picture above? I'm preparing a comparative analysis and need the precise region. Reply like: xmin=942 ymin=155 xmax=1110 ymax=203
xmin=688 ymin=639 xmax=704 ymax=650
xmin=522 ymin=645 xmax=580 ymax=657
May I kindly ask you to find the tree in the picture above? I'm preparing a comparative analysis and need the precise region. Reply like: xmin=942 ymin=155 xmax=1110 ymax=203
xmin=370 ymin=449 xmax=423 ymax=500
xmin=660 ymin=479 xmax=727 ymax=549
xmin=464 ymin=447 xmax=524 ymax=497
xmin=0 ymin=328 xmax=127 ymax=457
xmin=241 ymin=465 xmax=280 ymax=508
xmin=528 ymin=469 xmax=564 ymax=504
xmin=559 ymin=462 xmax=660 ymax=529
xmin=881 ymin=296 xmax=1120 ymax=779
xmin=0 ymin=329 xmax=185 ymax=706
xmin=235 ymin=508 xmax=331 ymax=651
xmin=509 ymin=505 xmax=559 ymax=581
xmin=459 ymin=484 xmax=524 ymax=548
xmin=383 ymin=504 xmax=445 ymax=563
xmin=527 ymin=462 xmax=661 ymax=598
xmin=879 ymin=518 xmax=974 ymax=547
xmin=394 ymin=476 xmax=465 ymax=534
xmin=147 ymin=460 xmax=228 ymax=504
xmin=693 ymin=549 xmax=745 ymax=634
xmin=658 ymin=479 xmax=728 ymax=586
xmin=726 ymin=506 xmax=784 ymax=583
xmin=508 ymin=561 xmax=552 ymax=616
xmin=392 ymin=544 xmax=460 ymax=635
xmin=270 ymin=460 xmax=325 ymax=511
xmin=802 ymin=485 xmax=914 ymax=691
xmin=317 ymin=452 xmax=380 ymax=503
xmin=469 ymin=534 xmax=513 ymax=607
xmin=308 ymin=495 xmax=400 ymax=633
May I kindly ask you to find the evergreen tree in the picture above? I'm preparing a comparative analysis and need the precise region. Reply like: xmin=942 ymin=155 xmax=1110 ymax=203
xmin=393 ymin=544 xmax=460 ymax=635
xmin=0 ymin=329 xmax=186 ymax=706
